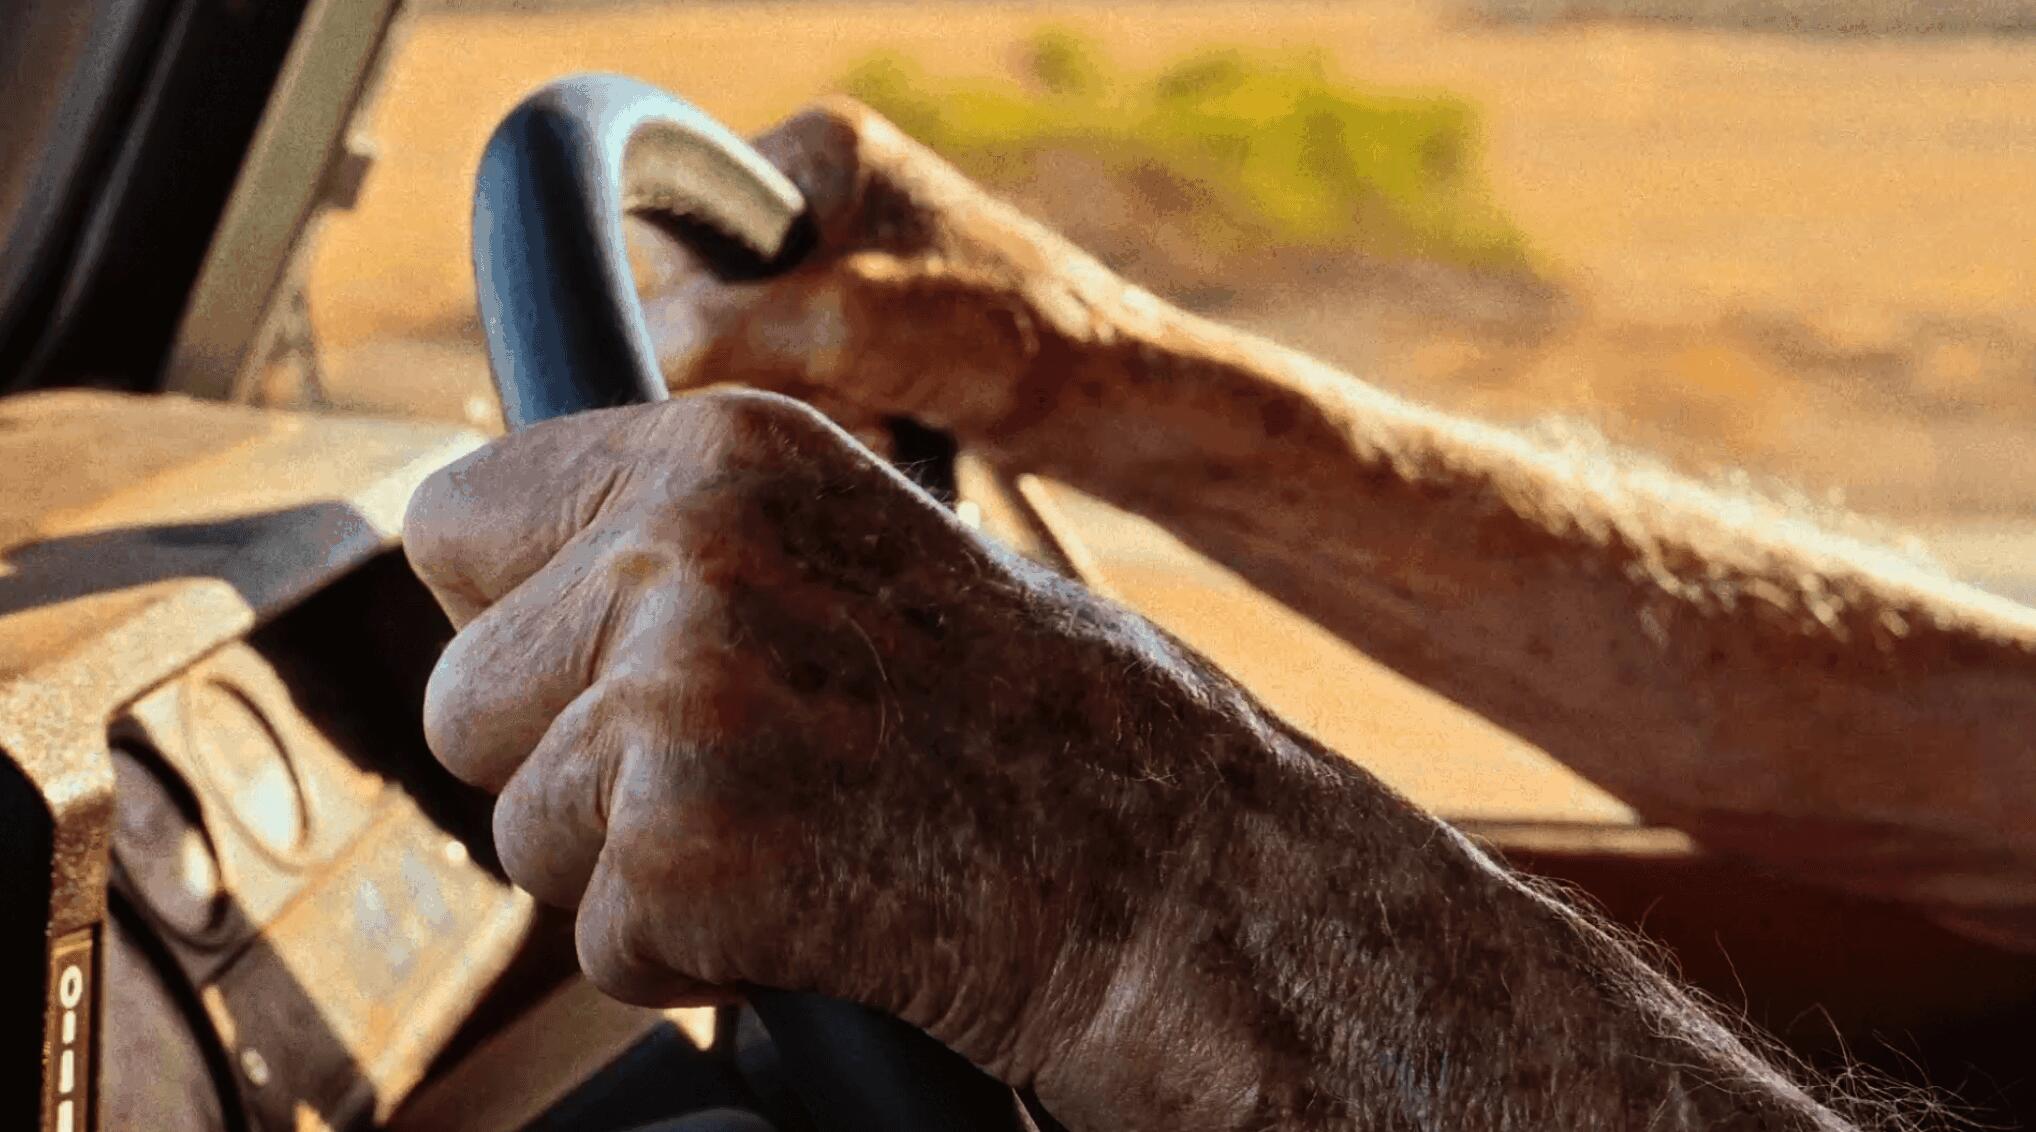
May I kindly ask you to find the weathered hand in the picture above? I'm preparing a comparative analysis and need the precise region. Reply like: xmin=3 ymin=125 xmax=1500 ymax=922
xmin=402 ymin=390 xmax=1871 ymax=1132
xmin=401 ymin=389 xmax=1249 ymax=1104
xmin=637 ymin=98 xmax=1141 ymax=457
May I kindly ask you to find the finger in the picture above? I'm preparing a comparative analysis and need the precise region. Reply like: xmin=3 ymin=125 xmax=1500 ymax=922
xmin=643 ymin=269 xmax=793 ymax=394
xmin=751 ymin=98 xmax=870 ymax=245
xmin=576 ymin=839 xmax=732 ymax=1009
xmin=637 ymin=99 xmax=870 ymax=390
xmin=404 ymin=405 xmax=683 ymax=623
xmin=649 ymin=98 xmax=978 ymax=407
xmin=421 ymin=542 xmax=632 ymax=791
xmin=641 ymin=101 xmax=863 ymax=399
xmin=491 ymin=682 xmax=627 ymax=909
xmin=759 ymin=95 xmax=995 ymax=259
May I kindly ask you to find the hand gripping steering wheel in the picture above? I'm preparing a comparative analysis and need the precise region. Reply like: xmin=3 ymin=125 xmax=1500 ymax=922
xmin=470 ymin=74 xmax=1032 ymax=1132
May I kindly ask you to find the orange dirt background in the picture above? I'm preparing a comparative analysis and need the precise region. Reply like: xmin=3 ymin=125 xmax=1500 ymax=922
xmin=317 ymin=3 xmax=2036 ymax=347
xmin=306 ymin=2 xmax=2036 ymax=824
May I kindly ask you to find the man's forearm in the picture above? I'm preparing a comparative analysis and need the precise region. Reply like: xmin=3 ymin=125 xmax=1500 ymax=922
xmin=985 ymin=294 xmax=2036 ymax=943
xmin=644 ymin=100 xmax=2036 ymax=937
xmin=1055 ymin=700 xmax=1856 ymax=1131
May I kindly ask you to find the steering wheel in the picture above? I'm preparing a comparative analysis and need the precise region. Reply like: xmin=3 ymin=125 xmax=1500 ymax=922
xmin=470 ymin=74 xmax=1031 ymax=1132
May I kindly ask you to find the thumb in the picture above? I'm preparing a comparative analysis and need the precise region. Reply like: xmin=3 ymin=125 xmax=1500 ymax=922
xmin=750 ymin=96 xmax=876 ymax=248
xmin=637 ymin=98 xmax=882 ymax=396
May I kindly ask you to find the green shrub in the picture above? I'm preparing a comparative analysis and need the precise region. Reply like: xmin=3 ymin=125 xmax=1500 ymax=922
xmin=840 ymin=31 xmax=1534 ymax=272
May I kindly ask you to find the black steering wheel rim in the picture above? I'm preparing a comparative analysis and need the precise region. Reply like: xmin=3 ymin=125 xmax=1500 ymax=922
xmin=473 ymin=72 xmax=811 ymax=429
xmin=469 ymin=73 xmax=1029 ymax=1132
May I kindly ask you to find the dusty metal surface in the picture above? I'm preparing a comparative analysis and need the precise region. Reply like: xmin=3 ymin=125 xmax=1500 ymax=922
xmin=111 ymin=640 xmax=533 ymax=1128
xmin=0 ymin=389 xmax=509 ymax=1131
xmin=0 ymin=390 xmax=479 ymax=679
xmin=0 ymin=389 xmax=477 ymax=938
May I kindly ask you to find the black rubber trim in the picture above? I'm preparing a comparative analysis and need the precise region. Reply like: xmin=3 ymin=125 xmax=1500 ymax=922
xmin=471 ymin=73 xmax=1023 ymax=1132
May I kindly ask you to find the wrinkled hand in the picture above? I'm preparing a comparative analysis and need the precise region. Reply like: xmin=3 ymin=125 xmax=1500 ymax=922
xmin=402 ymin=390 xmax=1245 ymax=1097
xmin=638 ymin=98 xmax=1142 ymax=457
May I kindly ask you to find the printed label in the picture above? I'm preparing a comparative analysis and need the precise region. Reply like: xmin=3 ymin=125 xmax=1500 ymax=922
xmin=42 ymin=930 xmax=94 ymax=1132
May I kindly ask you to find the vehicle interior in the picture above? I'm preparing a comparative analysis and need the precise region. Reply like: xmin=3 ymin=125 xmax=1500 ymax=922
xmin=5 ymin=1 xmax=2035 ymax=1130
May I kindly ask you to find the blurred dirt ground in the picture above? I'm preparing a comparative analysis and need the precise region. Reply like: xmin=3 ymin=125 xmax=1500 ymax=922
xmin=304 ymin=1 xmax=2036 ymax=821
xmin=313 ymin=2 xmax=2036 ymax=511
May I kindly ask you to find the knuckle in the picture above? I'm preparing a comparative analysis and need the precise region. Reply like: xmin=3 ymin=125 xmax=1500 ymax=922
xmin=802 ymin=94 xmax=881 ymax=142
xmin=698 ymin=387 xmax=832 ymax=444
xmin=420 ymin=649 xmax=483 ymax=782
xmin=575 ymin=894 xmax=673 ymax=1003
xmin=679 ymin=391 xmax=850 ymax=484
xmin=490 ymin=795 xmax=548 ymax=888
xmin=491 ymin=789 xmax=594 ymax=906
xmin=401 ymin=460 xmax=472 ymax=581
xmin=586 ymin=683 xmax=747 ymax=818
xmin=764 ymin=99 xmax=870 ymax=196
xmin=590 ymin=535 xmax=685 ymax=592
xmin=580 ymin=674 xmax=662 ymax=733
xmin=799 ymin=95 xmax=915 ymax=186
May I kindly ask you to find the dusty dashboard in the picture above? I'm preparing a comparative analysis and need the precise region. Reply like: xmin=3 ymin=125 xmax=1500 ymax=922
xmin=0 ymin=390 xmax=532 ymax=1132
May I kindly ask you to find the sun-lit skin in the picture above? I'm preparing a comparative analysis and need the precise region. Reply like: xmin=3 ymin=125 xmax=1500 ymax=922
xmin=400 ymin=100 xmax=2035 ymax=1130
xmin=642 ymin=99 xmax=2036 ymax=952
xmin=407 ymin=390 xmax=1853 ymax=1131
